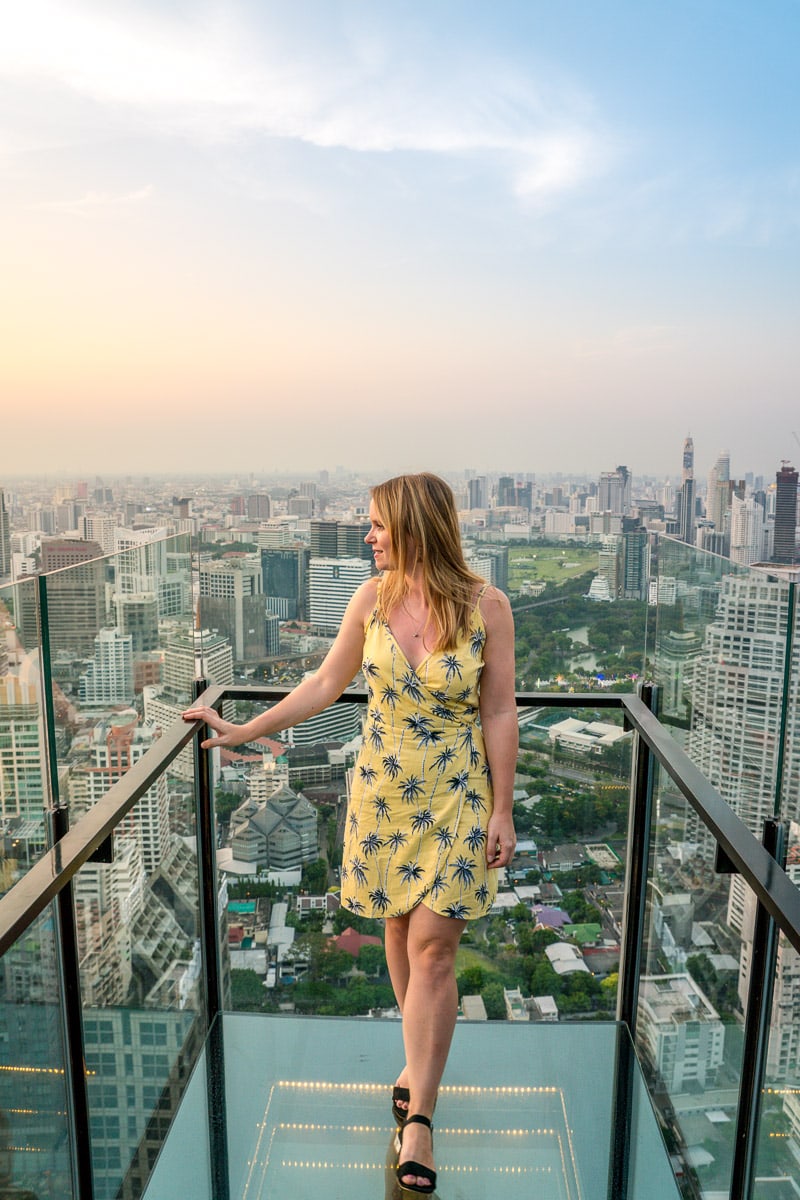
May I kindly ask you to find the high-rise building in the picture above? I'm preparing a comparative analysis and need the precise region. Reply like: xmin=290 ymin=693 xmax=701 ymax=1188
xmin=115 ymin=592 xmax=160 ymax=654
xmin=729 ymin=495 xmax=767 ymax=566
xmin=78 ymin=629 xmax=135 ymax=708
xmin=773 ymin=463 xmax=798 ymax=564
xmin=287 ymin=494 xmax=313 ymax=518
xmin=247 ymin=492 xmax=272 ymax=520
xmin=496 ymin=478 xmax=532 ymax=511
xmin=467 ymin=477 xmax=488 ymax=510
xmin=336 ymin=521 xmax=372 ymax=562
xmin=465 ymin=545 xmax=509 ymax=593
xmin=81 ymin=712 xmax=170 ymax=874
xmin=0 ymin=488 xmax=11 ymax=579
xmin=677 ymin=436 xmax=696 ymax=545
xmin=310 ymin=520 xmax=338 ymax=558
xmin=598 ymin=466 xmax=631 ymax=515
xmin=161 ymin=629 xmax=233 ymax=699
xmin=622 ymin=529 xmax=650 ymax=600
xmin=308 ymin=558 xmax=372 ymax=634
xmin=683 ymin=570 xmax=798 ymax=849
xmin=706 ymin=450 xmax=731 ymax=539
xmin=497 ymin=477 xmax=515 ymax=507
xmin=0 ymin=675 xmax=45 ymax=823
xmin=40 ymin=539 xmax=107 ymax=655
xmin=80 ymin=513 xmax=116 ymax=555
xmin=199 ymin=556 xmax=268 ymax=662
xmin=262 ymin=547 xmax=309 ymax=620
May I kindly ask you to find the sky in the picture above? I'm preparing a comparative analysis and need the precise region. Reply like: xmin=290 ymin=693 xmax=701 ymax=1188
xmin=1 ymin=0 xmax=799 ymax=482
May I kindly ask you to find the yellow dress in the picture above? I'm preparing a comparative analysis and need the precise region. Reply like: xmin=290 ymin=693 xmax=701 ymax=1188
xmin=340 ymin=588 xmax=497 ymax=921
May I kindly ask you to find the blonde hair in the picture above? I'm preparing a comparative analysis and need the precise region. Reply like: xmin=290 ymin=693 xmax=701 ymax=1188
xmin=371 ymin=472 xmax=484 ymax=651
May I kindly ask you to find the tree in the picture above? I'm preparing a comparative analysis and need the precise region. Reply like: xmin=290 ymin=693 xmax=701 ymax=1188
xmin=481 ymin=981 xmax=507 ymax=1020
xmin=231 ymin=969 xmax=267 ymax=1011
xmin=301 ymin=857 xmax=329 ymax=894
xmin=215 ymin=790 xmax=243 ymax=820
xmin=457 ymin=966 xmax=488 ymax=997
xmin=358 ymin=942 xmax=387 ymax=979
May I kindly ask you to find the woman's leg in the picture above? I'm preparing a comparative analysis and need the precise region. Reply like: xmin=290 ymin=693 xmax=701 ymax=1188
xmin=397 ymin=904 xmax=465 ymax=1188
xmin=384 ymin=911 xmax=412 ymax=1011
xmin=384 ymin=912 xmax=412 ymax=1112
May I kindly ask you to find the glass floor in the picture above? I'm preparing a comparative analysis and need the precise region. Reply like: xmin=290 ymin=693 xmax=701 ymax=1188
xmin=144 ymin=1013 xmax=679 ymax=1200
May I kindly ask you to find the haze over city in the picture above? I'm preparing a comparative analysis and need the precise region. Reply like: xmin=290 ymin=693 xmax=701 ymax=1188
xmin=1 ymin=1 xmax=799 ymax=479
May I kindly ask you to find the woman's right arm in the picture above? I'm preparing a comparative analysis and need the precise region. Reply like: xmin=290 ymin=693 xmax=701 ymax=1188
xmin=182 ymin=579 xmax=377 ymax=749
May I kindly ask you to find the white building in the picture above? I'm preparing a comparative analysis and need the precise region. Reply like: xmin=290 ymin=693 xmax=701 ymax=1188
xmin=79 ymin=628 xmax=135 ymax=707
xmin=548 ymin=718 xmax=631 ymax=757
xmin=545 ymin=943 xmax=590 ymax=976
xmin=0 ymin=674 xmax=45 ymax=822
xmin=543 ymin=512 xmax=575 ymax=536
xmin=308 ymin=558 xmax=372 ymax=634
xmin=637 ymin=974 xmax=724 ymax=1092
xmin=729 ymin=494 xmax=767 ymax=566
xmin=684 ymin=571 xmax=798 ymax=847
xmin=80 ymin=712 xmax=170 ymax=874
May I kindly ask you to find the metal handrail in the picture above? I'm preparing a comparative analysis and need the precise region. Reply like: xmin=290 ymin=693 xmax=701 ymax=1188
xmin=2 ymin=685 xmax=800 ymax=959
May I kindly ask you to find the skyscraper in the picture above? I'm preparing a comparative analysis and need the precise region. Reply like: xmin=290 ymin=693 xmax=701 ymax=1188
xmin=598 ymin=466 xmax=631 ymax=515
xmin=39 ymin=539 xmax=108 ymax=655
xmin=706 ymin=451 xmax=731 ymax=545
xmin=199 ymin=556 xmax=268 ymax=662
xmin=677 ymin=436 xmax=696 ymax=545
xmin=0 ymin=488 xmax=11 ymax=580
xmin=308 ymin=558 xmax=372 ymax=634
xmin=729 ymin=495 xmax=767 ymax=566
xmin=262 ymin=547 xmax=309 ymax=620
xmin=773 ymin=462 xmax=798 ymax=564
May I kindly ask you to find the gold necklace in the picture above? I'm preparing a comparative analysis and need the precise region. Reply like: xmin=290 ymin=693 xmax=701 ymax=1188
xmin=401 ymin=598 xmax=427 ymax=639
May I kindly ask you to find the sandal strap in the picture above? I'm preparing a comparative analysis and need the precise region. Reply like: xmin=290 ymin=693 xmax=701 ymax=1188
xmin=405 ymin=1113 xmax=433 ymax=1131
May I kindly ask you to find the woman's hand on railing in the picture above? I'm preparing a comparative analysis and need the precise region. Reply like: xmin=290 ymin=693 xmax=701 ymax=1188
xmin=182 ymin=705 xmax=244 ymax=750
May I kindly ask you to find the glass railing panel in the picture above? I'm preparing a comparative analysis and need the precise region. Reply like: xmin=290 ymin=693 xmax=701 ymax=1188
xmin=0 ymin=574 xmax=51 ymax=884
xmin=73 ymin=763 xmax=209 ymax=1199
xmin=38 ymin=534 xmax=196 ymax=833
xmin=218 ymin=701 xmax=630 ymax=1024
xmin=751 ymin=825 xmax=800 ymax=1195
xmin=653 ymin=537 xmax=791 ymax=843
xmin=510 ymin=540 xmax=650 ymax=693
xmin=635 ymin=757 xmax=755 ymax=1197
xmin=0 ymin=903 xmax=73 ymax=1197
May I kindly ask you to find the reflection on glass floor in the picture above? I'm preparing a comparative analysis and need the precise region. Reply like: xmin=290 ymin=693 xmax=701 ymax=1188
xmin=244 ymin=1082 xmax=578 ymax=1200
xmin=145 ymin=1013 xmax=680 ymax=1200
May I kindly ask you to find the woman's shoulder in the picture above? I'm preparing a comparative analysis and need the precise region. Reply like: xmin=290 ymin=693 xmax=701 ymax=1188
xmin=351 ymin=575 xmax=381 ymax=620
xmin=475 ymin=584 xmax=512 ymax=627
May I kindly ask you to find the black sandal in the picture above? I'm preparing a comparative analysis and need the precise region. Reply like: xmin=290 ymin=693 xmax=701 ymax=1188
xmin=396 ymin=1113 xmax=436 ymax=1195
xmin=392 ymin=1085 xmax=410 ymax=1125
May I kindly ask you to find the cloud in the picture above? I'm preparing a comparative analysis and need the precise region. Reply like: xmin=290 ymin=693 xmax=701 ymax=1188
xmin=0 ymin=1 xmax=619 ymax=203
xmin=35 ymin=185 xmax=154 ymax=215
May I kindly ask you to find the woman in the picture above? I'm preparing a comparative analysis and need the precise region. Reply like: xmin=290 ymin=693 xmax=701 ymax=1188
xmin=183 ymin=472 xmax=517 ymax=1194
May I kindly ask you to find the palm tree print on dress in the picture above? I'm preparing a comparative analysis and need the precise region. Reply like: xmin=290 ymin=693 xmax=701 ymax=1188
xmin=340 ymin=583 xmax=499 ymax=920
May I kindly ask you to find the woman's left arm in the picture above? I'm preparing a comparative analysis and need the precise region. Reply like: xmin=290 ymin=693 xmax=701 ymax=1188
xmin=478 ymin=586 xmax=518 ymax=869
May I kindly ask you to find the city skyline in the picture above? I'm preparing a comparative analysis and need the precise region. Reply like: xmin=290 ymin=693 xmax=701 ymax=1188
xmin=1 ymin=1 xmax=799 ymax=478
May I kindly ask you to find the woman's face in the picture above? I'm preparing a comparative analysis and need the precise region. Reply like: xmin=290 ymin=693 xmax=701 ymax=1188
xmin=365 ymin=502 xmax=394 ymax=570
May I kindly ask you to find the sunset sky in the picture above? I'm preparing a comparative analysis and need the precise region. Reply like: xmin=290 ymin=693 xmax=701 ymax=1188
xmin=1 ymin=0 xmax=799 ymax=481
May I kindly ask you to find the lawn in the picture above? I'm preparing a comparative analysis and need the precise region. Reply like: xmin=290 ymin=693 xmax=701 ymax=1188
xmin=454 ymin=943 xmax=501 ymax=975
xmin=508 ymin=545 xmax=597 ymax=591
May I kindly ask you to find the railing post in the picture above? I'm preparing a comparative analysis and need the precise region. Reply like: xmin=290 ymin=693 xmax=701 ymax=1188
xmin=38 ymin=574 xmax=96 ymax=1200
xmin=616 ymin=683 xmax=658 ymax=1035
xmin=192 ymin=678 xmax=230 ymax=1200
xmin=606 ymin=1023 xmax=636 ymax=1200
xmin=730 ymin=817 xmax=785 ymax=1200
